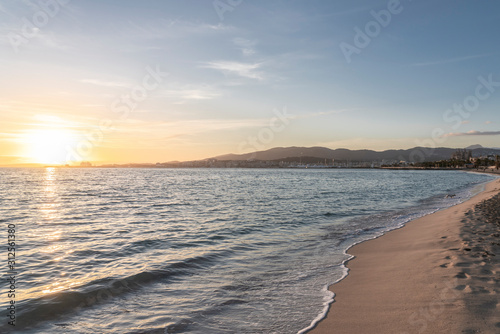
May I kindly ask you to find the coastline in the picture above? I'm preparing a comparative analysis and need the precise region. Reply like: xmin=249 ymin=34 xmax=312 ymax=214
xmin=308 ymin=177 xmax=500 ymax=334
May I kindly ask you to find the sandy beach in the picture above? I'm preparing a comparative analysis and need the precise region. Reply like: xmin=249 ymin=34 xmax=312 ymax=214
xmin=310 ymin=177 xmax=500 ymax=334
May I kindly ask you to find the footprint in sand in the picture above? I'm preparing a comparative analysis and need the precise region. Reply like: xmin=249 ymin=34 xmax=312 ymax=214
xmin=480 ymin=268 xmax=493 ymax=275
xmin=455 ymin=272 xmax=470 ymax=279
xmin=455 ymin=262 xmax=471 ymax=267
xmin=475 ymin=286 xmax=492 ymax=294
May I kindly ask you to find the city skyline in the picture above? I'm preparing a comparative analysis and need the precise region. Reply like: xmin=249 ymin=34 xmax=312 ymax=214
xmin=1 ymin=0 xmax=500 ymax=165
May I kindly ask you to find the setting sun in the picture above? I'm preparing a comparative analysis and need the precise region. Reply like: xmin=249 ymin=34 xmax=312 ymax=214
xmin=24 ymin=129 xmax=78 ymax=165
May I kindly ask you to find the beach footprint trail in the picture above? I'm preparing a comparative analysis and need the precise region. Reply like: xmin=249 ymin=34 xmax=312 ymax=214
xmin=457 ymin=193 xmax=500 ymax=332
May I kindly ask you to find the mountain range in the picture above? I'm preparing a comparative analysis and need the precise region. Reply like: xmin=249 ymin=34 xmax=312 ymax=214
xmin=212 ymin=145 xmax=500 ymax=163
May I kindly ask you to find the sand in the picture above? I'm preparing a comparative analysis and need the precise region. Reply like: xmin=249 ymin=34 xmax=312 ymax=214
xmin=310 ymin=177 xmax=500 ymax=334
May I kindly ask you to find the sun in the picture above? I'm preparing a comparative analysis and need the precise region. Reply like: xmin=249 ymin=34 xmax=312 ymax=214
xmin=24 ymin=129 xmax=78 ymax=165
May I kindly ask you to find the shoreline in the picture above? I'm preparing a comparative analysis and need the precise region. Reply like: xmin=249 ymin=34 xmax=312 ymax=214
xmin=308 ymin=177 xmax=500 ymax=334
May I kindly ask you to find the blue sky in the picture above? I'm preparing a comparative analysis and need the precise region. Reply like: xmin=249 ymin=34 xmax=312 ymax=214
xmin=1 ymin=0 xmax=499 ymax=164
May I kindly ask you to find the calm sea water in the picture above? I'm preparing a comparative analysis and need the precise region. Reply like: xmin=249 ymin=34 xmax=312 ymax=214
xmin=0 ymin=168 xmax=494 ymax=333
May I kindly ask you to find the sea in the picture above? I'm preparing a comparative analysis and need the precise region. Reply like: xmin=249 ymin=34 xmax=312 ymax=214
xmin=0 ymin=168 xmax=495 ymax=334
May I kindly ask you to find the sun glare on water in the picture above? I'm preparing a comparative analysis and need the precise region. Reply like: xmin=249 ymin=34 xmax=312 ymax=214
xmin=24 ymin=129 xmax=78 ymax=165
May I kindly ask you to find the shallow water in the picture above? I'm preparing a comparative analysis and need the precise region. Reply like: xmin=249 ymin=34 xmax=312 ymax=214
xmin=0 ymin=168 xmax=494 ymax=333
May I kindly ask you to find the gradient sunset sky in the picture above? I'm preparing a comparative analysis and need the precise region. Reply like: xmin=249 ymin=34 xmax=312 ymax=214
xmin=1 ymin=0 xmax=500 ymax=165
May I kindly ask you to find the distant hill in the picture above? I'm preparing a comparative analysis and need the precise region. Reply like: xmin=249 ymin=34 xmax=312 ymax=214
xmin=212 ymin=146 xmax=500 ymax=163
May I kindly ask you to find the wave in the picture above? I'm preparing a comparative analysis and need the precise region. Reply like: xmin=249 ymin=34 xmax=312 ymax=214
xmin=15 ymin=251 xmax=232 ymax=330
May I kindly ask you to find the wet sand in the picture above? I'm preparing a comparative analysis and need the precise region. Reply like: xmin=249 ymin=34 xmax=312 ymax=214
xmin=310 ymin=177 xmax=500 ymax=334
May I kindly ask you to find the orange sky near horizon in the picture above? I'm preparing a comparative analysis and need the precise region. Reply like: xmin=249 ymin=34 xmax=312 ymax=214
xmin=0 ymin=112 xmax=492 ymax=167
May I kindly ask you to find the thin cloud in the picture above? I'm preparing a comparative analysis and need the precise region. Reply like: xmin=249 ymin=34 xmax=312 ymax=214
xmin=201 ymin=61 xmax=264 ymax=80
xmin=125 ymin=19 xmax=233 ymax=40
xmin=35 ymin=32 xmax=72 ymax=51
xmin=411 ymin=53 xmax=493 ymax=67
xmin=443 ymin=130 xmax=500 ymax=137
xmin=233 ymin=38 xmax=257 ymax=56
xmin=0 ymin=132 xmax=23 ymax=141
xmin=80 ymin=79 xmax=129 ymax=88
xmin=291 ymin=109 xmax=352 ymax=120
xmin=163 ymin=88 xmax=221 ymax=100
xmin=114 ymin=118 xmax=270 ymax=141
xmin=201 ymin=23 xmax=232 ymax=31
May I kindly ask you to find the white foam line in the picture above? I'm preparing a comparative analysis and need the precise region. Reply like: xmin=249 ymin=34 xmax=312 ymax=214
xmin=296 ymin=251 xmax=354 ymax=334
xmin=296 ymin=286 xmax=335 ymax=334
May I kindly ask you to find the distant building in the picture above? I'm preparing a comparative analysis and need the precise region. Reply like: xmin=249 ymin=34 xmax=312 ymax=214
xmin=451 ymin=149 xmax=472 ymax=161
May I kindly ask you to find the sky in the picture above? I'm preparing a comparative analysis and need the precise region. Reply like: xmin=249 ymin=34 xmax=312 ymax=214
xmin=1 ymin=0 xmax=500 ymax=165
